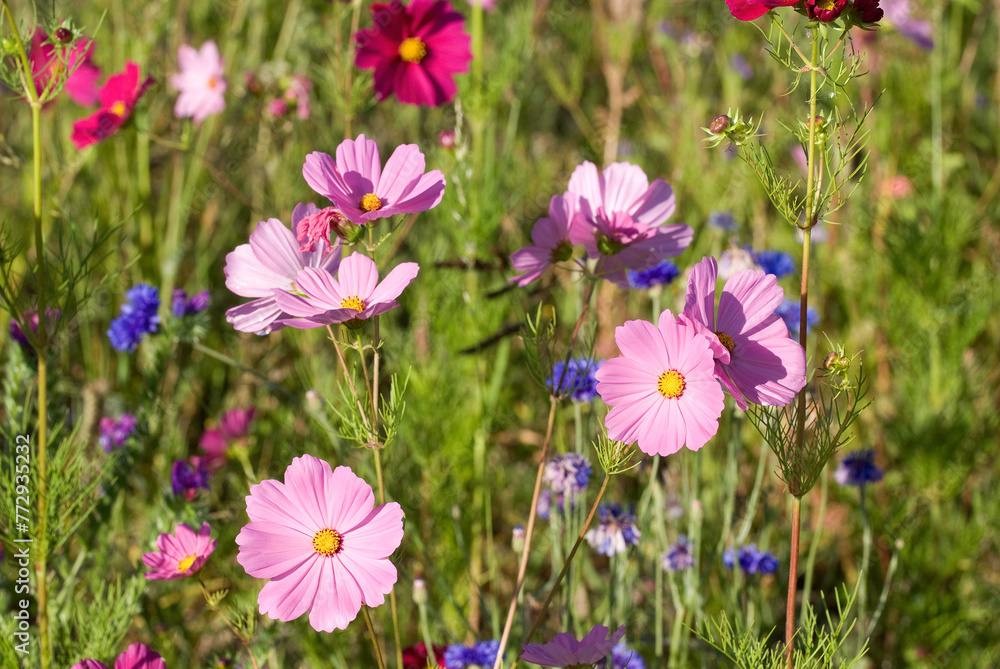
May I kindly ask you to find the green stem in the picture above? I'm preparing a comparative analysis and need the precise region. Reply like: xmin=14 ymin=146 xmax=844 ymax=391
xmin=363 ymin=606 xmax=388 ymax=669
xmin=858 ymin=485 xmax=871 ymax=655
xmin=799 ymin=469 xmax=828 ymax=623
xmin=785 ymin=498 xmax=801 ymax=669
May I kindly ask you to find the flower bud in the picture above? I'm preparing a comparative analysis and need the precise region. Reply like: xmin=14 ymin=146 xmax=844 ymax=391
xmin=512 ymin=526 xmax=525 ymax=553
xmin=412 ymin=577 xmax=428 ymax=605
xmin=53 ymin=27 xmax=73 ymax=44
xmin=709 ymin=114 xmax=731 ymax=134
xmin=439 ymin=130 xmax=456 ymax=150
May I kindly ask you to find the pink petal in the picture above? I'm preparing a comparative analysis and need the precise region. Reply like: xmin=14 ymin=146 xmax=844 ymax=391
xmin=340 ymin=501 xmax=405 ymax=556
xmin=257 ymin=557 xmax=323 ymax=623
xmin=718 ymin=269 xmax=785 ymax=335
xmin=225 ymin=297 xmax=284 ymax=334
xmin=367 ymin=262 xmax=420 ymax=305
xmin=338 ymin=253 xmax=381 ymax=300
xmin=683 ymin=256 xmax=719 ymax=330
xmin=336 ymin=134 xmax=382 ymax=188
xmin=236 ymin=520 xmax=314 ymax=578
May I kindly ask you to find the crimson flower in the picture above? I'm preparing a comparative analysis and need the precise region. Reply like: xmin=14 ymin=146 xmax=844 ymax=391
xmin=725 ymin=0 xmax=800 ymax=21
xmin=806 ymin=0 xmax=848 ymax=21
xmin=71 ymin=62 xmax=153 ymax=149
xmin=355 ymin=0 xmax=472 ymax=107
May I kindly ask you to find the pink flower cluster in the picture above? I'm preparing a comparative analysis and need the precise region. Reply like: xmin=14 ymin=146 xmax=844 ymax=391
xmin=596 ymin=256 xmax=806 ymax=457
xmin=510 ymin=161 xmax=693 ymax=288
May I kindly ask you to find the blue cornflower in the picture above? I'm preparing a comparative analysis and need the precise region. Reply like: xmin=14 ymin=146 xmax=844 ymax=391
xmin=834 ymin=450 xmax=884 ymax=487
xmin=172 ymin=288 xmax=211 ymax=317
xmin=547 ymin=357 xmax=603 ymax=402
xmin=585 ymin=504 xmax=640 ymax=557
xmin=171 ymin=458 xmax=211 ymax=500
xmin=443 ymin=640 xmax=500 ymax=668
xmin=108 ymin=283 xmax=161 ymax=352
xmin=598 ymin=641 xmax=646 ymax=669
xmin=723 ymin=544 xmax=780 ymax=575
xmin=536 ymin=488 xmax=554 ymax=520
xmin=662 ymin=535 xmax=695 ymax=572
xmin=752 ymin=249 xmax=795 ymax=278
xmin=707 ymin=211 xmax=738 ymax=231
xmin=627 ymin=260 xmax=680 ymax=289
xmin=543 ymin=453 xmax=592 ymax=498
xmin=773 ymin=298 xmax=819 ymax=339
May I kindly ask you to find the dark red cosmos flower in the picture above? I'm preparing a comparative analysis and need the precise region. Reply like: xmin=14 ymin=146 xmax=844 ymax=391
xmin=851 ymin=0 xmax=883 ymax=23
xmin=402 ymin=642 xmax=447 ymax=669
xmin=806 ymin=0 xmax=848 ymax=21
xmin=725 ymin=0 xmax=800 ymax=21
xmin=71 ymin=61 xmax=153 ymax=149
xmin=355 ymin=0 xmax=472 ymax=107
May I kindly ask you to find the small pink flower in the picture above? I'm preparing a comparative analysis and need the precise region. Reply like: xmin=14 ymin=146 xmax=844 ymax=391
xmin=725 ymin=0 xmax=800 ymax=21
xmin=509 ymin=194 xmax=582 ymax=286
xmin=29 ymin=28 xmax=101 ymax=106
xmin=71 ymin=643 xmax=166 ymax=669
xmin=224 ymin=203 xmax=342 ymax=334
xmin=521 ymin=624 xmax=626 ymax=667
xmin=219 ymin=407 xmax=255 ymax=440
xmin=682 ymin=256 xmax=806 ymax=409
xmin=596 ymin=309 xmax=725 ymax=457
xmin=274 ymin=253 xmax=419 ymax=328
xmin=71 ymin=62 xmax=153 ymax=149
xmin=235 ymin=455 xmax=404 ymax=632
xmin=355 ymin=0 xmax=472 ymax=107
xmin=169 ymin=40 xmax=227 ymax=124
xmin=286 ymin=74 xmax=312 ymax=119
xmin=199 ymin=428 xmax=228 ymax=471
xmin=303 ymin=134 xmax=446 ymax=224
xmin=143 ymin=522 xmax=216 ymax=580
xmin=296 ymin=206 xmax=352 ymax=253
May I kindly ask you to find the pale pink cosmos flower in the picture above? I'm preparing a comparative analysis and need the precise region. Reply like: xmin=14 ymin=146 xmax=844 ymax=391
xmin=509 ymin=194 xmax=582 ymax=286
xmin=235 ymin=455 xmax=404 ymax=632
xmin=567 ymin=161 xmax=693 ymax=287
xmin=142 ymin=522 xmax=216 ymax=580
xmin=169 ymin=40 xmax=227 ymax=124
xmin=224 ymin=203 xmax=342 ymax=334
xmin=303 ymin=134 xmax=446 ymax=224
xmin=71 ymin=643 xmax=166 ymax=669
xmin=682 ymin=256 xmax=806 ymax=409
xmin=595 ymin=309 xmax=725 ymax=457
xmin=274 ymin=253 xmax=419 ymax=328
xmin=521 ymin=624 xmax=625 ymax=667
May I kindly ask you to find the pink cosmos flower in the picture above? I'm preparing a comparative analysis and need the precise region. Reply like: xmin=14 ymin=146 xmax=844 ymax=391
xmin=142 ymin=522 xmax=216 ymax=580
xmin=70 ymin=643 xmax=166 ymax=669
xmin=509 ymin=194 xmax=582 ymax=286
xmin=521 ymin=624 xmax=626 ymax=667
xmin=595 ymin=309 xmax=725 ymax=457
xmin=219 ymin=407 xmax=255 ymax=440
xmin=224 ymin=203 xmax=342 ymax=334
xmin=567 ymin=161 xmax=693 ymax=287
xmin=725 ymin=0 xmax=800 ymax=21
xmin=71 ymin=62 xmax=154 ymax=149
xmin=682 ymin=256 xmax=806 ymax=409
xmin=355 ymin=0 xmax=472 ymax=107
xmin=169 ymin=40 xmax=227 ymax=124
xmin=29 ymin=28 xmax=101 ymax=105
xmin=303 ymin=134 xmax=446 ymax=224
xmin=273 ymin=253 xmax=420 ymax=328
xmin=199 ymin=428 xmax=228 ymax=471
xmin=235 ymin=455 xmax=405 ymax=632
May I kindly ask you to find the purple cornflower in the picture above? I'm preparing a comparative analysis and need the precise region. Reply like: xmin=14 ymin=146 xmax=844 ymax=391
xmin=662 ymin=535 xmax=695 ymax=572
xmin=536 ymin=488 xmax=554 ymax=520
xmin=585 ymin=504 xmax=640 ymax=557
xmin=521 ymin=624 xmax=626 ymax=667
xmin=773 ymin=298 xmax=820 ymax=339
xmin=730 ymin=53 xmax=753 ymax=80
xmin=546 ymin=358 xmax=603 ymax=402
xmin=834 ymin=450 xmax=884 ymax=487
xmin=443 ymin=640 xmax=500 ymax=668
xmin=9 ymin=306 xmax=60 ymax=354
xmin=171 ymin=458 xmax=211 ymax=500
xmin=627 ymin=260 xmax=680 ymax=289
xmin=752 ymin=249 xmax=795 ymax=279
xmin=723 ymin=544 xmax=779 ymax=575
xmin=707 ymin=211 xmax=738 ymax=231
xmin=108 ymin=284 xmax=160 ymax=352
xmin=172 ymin=289 xmax=211 ymax=317
xmin=543 ymin=453 xmax=592 ymax=499
xmin=882 ymin=0 xmax=931 ymax=49
xmin=598 ymin=641 xmax=646 ymax=669
xmin=98 ymin=414 xmax=138 ymax=452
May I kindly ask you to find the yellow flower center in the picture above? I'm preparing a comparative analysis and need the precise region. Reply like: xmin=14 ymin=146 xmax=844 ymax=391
xmin=109 ymin=101 xmax=127 ymax=117
xmin=361 ymin=193 xmax=383 ymax=212
xmin=816 ymin=0 xmax=836 ymax=8
xmin=341 ymin=295 xmax=365 ymax=312
xmin=207 ymin=76 xmax=219 ymax=89
xmin=715 ymin=331 xmax=735 ymax=354
xmin=657 ymin=370 xmax=686 ymax=399
xmin=312 ymin=528 xmax=343 ymax=556
xmin=398 ymin=37 xmax=427 ymax=63
xmin=177 ymin=555 xmax=197 ymax=572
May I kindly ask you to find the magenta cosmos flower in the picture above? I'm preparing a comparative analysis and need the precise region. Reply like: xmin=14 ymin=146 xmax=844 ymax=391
xmin=169 ymin=40 xmax=227 ymax=124
xmin=682 ymin=256 xmax=806 ymax=409
xmin=274 ymin=253 xmax=420 ymax=328
xmin=29 ymin=28 xmax=101 ymax=105
xmin=521 ymin=624 xmax=626 ymax=667
xmin=567 ymin=161 xmax=693 ymax=287
xmin=235 ymin=455 xmax=405 ymax=632
xmin=142 ymin=522 xmax=216 ymax=580
xmin=71 ymin=61 xmax=153 ymax=149
xmin=71 ymin=643 xmax=165 ymax=669
xmin=224 ymin=203 xmax=342 ymax=334
xmin=595 ymin=309 xmax=725 ymax=457
xmin=303 ymin=134 xmax=446 ymax=225
xmin=509 ymin=194 xmax=583 ymax=286
xmin=355 ymin=0 xmax=472 ymax=106
xmin=725 ymin=0 xmax=800 ymax=21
